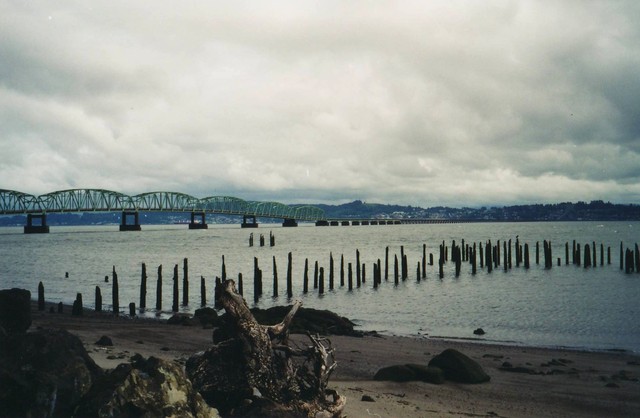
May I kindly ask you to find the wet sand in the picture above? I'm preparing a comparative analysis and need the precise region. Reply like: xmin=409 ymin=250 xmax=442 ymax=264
xmin=30 ymin=304 xmax=640 ymax=418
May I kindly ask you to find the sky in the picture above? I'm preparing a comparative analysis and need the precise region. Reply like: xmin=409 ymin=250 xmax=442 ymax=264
xmin=1 ymin=1 xmax=639 ymax=208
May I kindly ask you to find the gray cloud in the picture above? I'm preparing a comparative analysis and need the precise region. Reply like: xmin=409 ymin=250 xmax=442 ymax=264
xmin=1 ymin=0 xmax=639 ymax=207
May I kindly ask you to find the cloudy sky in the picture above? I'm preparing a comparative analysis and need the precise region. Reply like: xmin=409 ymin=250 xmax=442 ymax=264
xmin=1 ymin=1 xmax=639 ymax=207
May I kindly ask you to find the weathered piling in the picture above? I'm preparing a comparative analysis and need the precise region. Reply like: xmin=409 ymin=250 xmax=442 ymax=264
xmin=303 ymin=258 xmax=309 ymax=294
xmin=584 ymin=244 xmax=591 ymax=268
xmin=422 ymin=244 xmax=427 ymax=279
xmin=565 ymin=243 xmax=569 ymax=265
xmin=625 ymin=248 xmax=634 ymax=273
xmin=286 ymin=252 xmax=293 ymax=298
xmin=486 ymin=241 xmax=493 ymax=273
xmin=356 ymin=249 xmax=361 ymax=285
xmin=140 ymin=263 xmax=147 ymax=310
xmin=348 ymin=263 xmax=353 ymax=290
xmin=95 ymin=286 xmax=102 ymax=312
xmin=182 ymin=258 xmax=189 ymax=306
xmin=221 ymin=255 xmax=227 ymax=281
xmin=385 ymin=246 xmax=389 ymax=279
xmin=38 ymin=281 xmax=45 ymax=311
xmin=319 ymin=267 xmax=325 ymax=295
xmin=129 ymin=302 xmax=135 ymax=316
xmin=329 ymin=253 xmax=335 ymax=290
xmin=238 ymin=273 xmax=244 ymax=296
xmin=172 ymin=264 xmax=179 ymax=312
xmin=575 ymin=243 xmax=581 ymax=266
xmin=454 ymin=245 xmax=461 ymax=277
xmin=402 ymin=254 xmax=408 ymax=281
xmin=72 ymin=293 xmax=83 ymax=316
xmin=496 ymin=240 xmax=501 ymax=268
xmin=636 ymin=244 xmax=640 ymax=273
xmin=620 ymin=242 xmax=624 ymax=270
xmin=361 ymin=263 xmax=366 ymax=285
xmin=200 ymin=276 xmax=206 ymax=306
xmin=543 ymin=240 xmax=552 ymax=269
xmin=340 ymin=254 xmax=345 ymax=286
xmin=592 ymin=242 xmax=597 ymax=268
xmin=417 ymin=262 xmax=421 ymax=282
xmin=249 ymin=233 xmax=254 ymax=247
xmin=479 ymin=243 xmax=484 ymax=269
xmin=503 ymin=241 xmax=508 ymax=272
xmin=608 ymin=246 xmax=611 ymax=265
xmin=524 ymin=243 xmax=530 ymax=269
xmin=471 ymin=244 xmax=477 ymax=275
xmin=429 ymin=253 xmax=434 ymax=266
xmin=314 ymin=261 xmax=319 ymax=289
xmin=438 ymin=258 xmax=444 ymax=279
xmin=112 ymin=266 xmax=119 ymax=316
xmin=214 ymin=277 xmax=223 ymax=309
xmin=253 ymin=257 xmax=262 ymax=303
xmin=377 ymin=259 xmax=382 ymax=285
xmin=373 ymin=263 xmax=379 ymax=289
xmin=572 ymin=240 xmax=577 ymax=265
xmin=600 ymin=243 xmax=604 ymax=266
xmin=270 ymin=231 xmax=275 ymax=247
xmin=272 ymin=256 xmax=278 ymax=298
xmin=394 ymin=255 xmax=399 ymax=285
xmin=260 ymin=234 xmax=265 ymax=247
xmin=156 ymin=265 xmax=162 ymax=311
xmin=536 ymin=242 xmax=540 ymax=265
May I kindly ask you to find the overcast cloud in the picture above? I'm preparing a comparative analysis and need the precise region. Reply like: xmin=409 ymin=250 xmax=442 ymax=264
xmin=1 ymin=0 xmax=639 ymax=207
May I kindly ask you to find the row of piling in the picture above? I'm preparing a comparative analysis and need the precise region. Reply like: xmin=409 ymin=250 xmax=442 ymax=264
xmin=36 ymin=238 xmax=639 ymax=316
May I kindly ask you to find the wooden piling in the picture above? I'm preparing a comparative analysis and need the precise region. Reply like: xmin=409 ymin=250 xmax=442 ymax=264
xmin=253 ymin=257 xmax=261 ymax=303
xmin=503 ymin=241 xmax=508 ymax=272
xmin=565 ymin=243 xmax=569 ymax=265
xmin=140 ymin=263 xmax=147 ymax=310
xmin=620 ymin=242 xmax=624 ymax=270
xmin=172 ymin=264 xmax=179 ymax=312
xmin=471 ymin=244 xmax=477 ymax=275
xmin=272 ymin=256 xmax=278 ymax=297
xmin=608 ymin=246 xmax=611 ymax=265
xmin=576 ymin=243 xmax=581 ymax=266
xmin=438 ymin=258 xmax=444 ymax=279
xmin=600 ymin=243 xmax=604 ymax=266
xmin=373 ymin=263 xmax=379 ymax=289
xmin=303 ymin=258 xmax=309 ymax=294
xmin=200 ymin=276 xmax=206 ymax=306
xmin=156 ymin=265 xmax=162 ymax=311
xmin=270 ymin=231 xmax=275 ymax=247
xmin=348 ymin=263 xmax=353 ymax=290
xmin=362 ymin=263 xmax=366 ymax=285
xmin=314 ymin=261 xmax=319 ymax=289
xmin=214 ymin=277 xmax=222 ymax=309
xmin=340 ymin=254 xmax=345 ymax=286
xmin=385 ymin=246 xmax=389 ymax=280
xmin=95 ymin=286 xmax=102 ymax=312
xmin=479 ymin=243 xmax=484 ymax=269
xmin=129 ymin=302 xmax=135 ymax=316
xmin=112 ymin=266 xmax=119 ymax=316
xmin=72 ymin=293 xmax=83 ymax=316
xmin=249 ymin=232 xmax=254 ymax=247
xmin=572 ymin=240 xmax=577 ymax=265
xmin=394 ymin=255 xmax=399 ymax=285
xmin=592 ymin=242 xmax=597 ymax=268
xmin=524 ymin=243 xmax=530 ymax=269
xmin=422 ymin=244 xmax=427 ymax=278
xmin=486 ymin=241 xmax=492 ymax=273
xmin=238 ymin=273 xmax=244 ymax=296
xmin=38 ymin=281 xmax=45 ymax=311
xmin=536 ymin=242 xmax=540 ymax=265
xmin=429 ymin=253 xmax=434 ymax=266
xmin=356 ymin=250 xmax=361 ymax=285
xmin=417 ymin=262 xmax=421 ymax=282
xmin=584 ymin=244 xmax=591 ymax=268
xmin=182 ymin=258 xmax=189 ymax=306
xmin=319 ymin=267 xmax=325 ymax=294
xmin=221 ymin=255 xmax=227 ymax=281
xmin=329 ymin=253 xmax=335 ymax=290
xmin=286 ymin=252 xmax=293 ymax=298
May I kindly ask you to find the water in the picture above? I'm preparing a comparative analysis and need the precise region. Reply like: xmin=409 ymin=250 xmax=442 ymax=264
xmin=1 ymin=221 xmax=639 ymax=353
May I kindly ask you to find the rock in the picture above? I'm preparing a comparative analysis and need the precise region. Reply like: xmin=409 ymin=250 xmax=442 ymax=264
xmin=95 ymin=335 xmax=114 ymax=346
xmin=194 ymin=307 xmax=219 ymax=327
xmin=249 ymin=306 xmax=360 ymax=336
xmin=75 ymin=355 xmax=219 ymax=417
xmin=373 ymin=365 xmax=417 ymax=382
xmin=168 ymin=313 xmax=197 ymax=326
xmin=0 ymin=288 xmax=32 ymax=335
xmin=361 ymin=395 xmax=375 ymax=402
xmin=428 ymin=348 xmax=490 ymax=384
xmin=473 ymin=328 xmax=485 ymax=335
xmin=0 ymin=328 xmax=103 ymax=417
xmin=406 ymin=364 xmax=445 ymax=384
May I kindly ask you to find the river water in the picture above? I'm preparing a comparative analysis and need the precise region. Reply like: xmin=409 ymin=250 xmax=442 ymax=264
xmin=1 ymin=221 xmax=638 ymax=352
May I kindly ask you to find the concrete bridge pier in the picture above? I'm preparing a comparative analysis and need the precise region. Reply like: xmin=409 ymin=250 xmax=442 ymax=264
xmin=120 ymin=211 xmax=141 ymax=231
xmin=189 ymin=212 xmax=208 ymax=229
xmin=241 ymin=215 xmax=258 ymax=228
xmin=24 ymin=213 xmax=50 ymax=234
xmin=315 ymin=220 xmax=329 ymax=226
xmin=282 ymin=218 xmax=298 ymax=227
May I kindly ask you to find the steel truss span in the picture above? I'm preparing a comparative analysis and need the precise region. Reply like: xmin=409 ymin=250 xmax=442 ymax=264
xmin=0 ymin=189 xmax=326 ymax=222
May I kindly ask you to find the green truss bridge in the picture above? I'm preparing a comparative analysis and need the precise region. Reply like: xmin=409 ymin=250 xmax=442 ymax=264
xmin=0 ymin=188 xmax=327 ymax=233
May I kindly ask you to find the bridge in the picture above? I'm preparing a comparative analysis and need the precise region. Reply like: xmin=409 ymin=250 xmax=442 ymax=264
xmin=0 ymin=188 xmax=327 ymax=233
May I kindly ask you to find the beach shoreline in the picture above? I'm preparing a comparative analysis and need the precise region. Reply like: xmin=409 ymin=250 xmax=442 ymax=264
xmin=28 ymin=302 xmax=640 ymax=417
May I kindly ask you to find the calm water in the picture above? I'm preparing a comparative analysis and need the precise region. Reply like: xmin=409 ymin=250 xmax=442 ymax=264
xmin=1 ymin=221 xmax=639 ymax=353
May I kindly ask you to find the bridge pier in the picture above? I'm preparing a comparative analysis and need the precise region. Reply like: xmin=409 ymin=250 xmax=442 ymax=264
xmin=119 ymin=211 xmax=141 ymax=231
xmin=282 ymin=218 xmax=298 ymax=227
xmin=189 ymin=212 xmax=208 ymax=229
xmin=315 ymin=220 xmax=329 ymax=226
xmin=241 ymin=215 xmax=258 ymax=228
xmin=24 ymin=213 xmax=50 ymax=234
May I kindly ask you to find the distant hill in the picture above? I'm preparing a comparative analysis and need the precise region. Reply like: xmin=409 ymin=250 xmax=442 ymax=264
xmin=0 ymin=200 xmax=638 ymax=227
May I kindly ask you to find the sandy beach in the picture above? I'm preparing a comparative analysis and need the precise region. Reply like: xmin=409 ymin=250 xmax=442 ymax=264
xmin=30 ymin=304 xmax=640 ymax=418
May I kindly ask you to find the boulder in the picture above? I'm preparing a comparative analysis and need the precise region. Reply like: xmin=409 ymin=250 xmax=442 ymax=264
xmin=428 ymin=348 xmax=490 ymax=384
xmin=194 ymin=307 xmax=219 ymax=327
xmin=95 ymin=335 xmax=114 ymax=346
xmin=0 ymin=288 xmax=32 ymax=335
xmin=0 ymin=328 xmax=103 ymax=417
xmin=249 ymin=306 xmax=360 ymax=336
xmin=74 ymin=355 xmax=219 ymax=417
xmin=406 ymin=364 xmax=445 ymax=384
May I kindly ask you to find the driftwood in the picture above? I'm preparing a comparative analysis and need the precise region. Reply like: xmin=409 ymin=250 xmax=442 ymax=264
xmin=186 ymin=279 xmax=345 ymax=417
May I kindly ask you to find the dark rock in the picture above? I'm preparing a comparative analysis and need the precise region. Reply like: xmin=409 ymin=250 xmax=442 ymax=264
xmin=0 ymin=328 xmax=103 ymax=417
xmin=406 ymin=364 xmax=445 ymax=384
xmin=168 ymin=313 xmax=197 ymax=326
xmin=194 ymin=307 xmax=219 ymax=327
xmin=74 ymin=355 xmax=218 ymax=417
xmin=361 ymin=395 xmax=376 ymax=402
xmin=473 ymin=328 xmax=485 ymax=335
xmin=248 ymin=306 xmax=360 ymax=336
xmin=0 ymin=288 xmax=32 ymax=335
xmin=373 ymin=365 xmax=417 ymax=382
xmin=95 ymin=335 xmax=113 ymax=346
xmin=428 ymin=349 xmax=490 ymax=384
